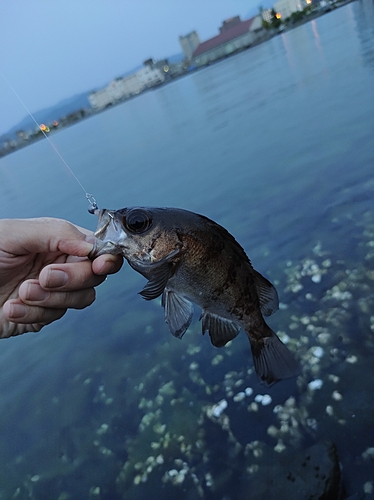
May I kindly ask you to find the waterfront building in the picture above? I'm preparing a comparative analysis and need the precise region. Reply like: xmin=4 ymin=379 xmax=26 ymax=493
xmin=219 ymin=16 xmax=242 ymax=33
xmin=192 ymin=16 xmax=264 ymax=68
xmin=274 ymin=0 xmax=303 ymax=18
xmin=88 ymin=87 xmax=113 ymax=109
xmin=261 ymin=9 xmax=273 ymax=23
xmin=144 ymin=58 xmax=172 ymax=79
xmin=136 ymin=65 xmax=165 ymax=88
xmin=121 ymin=74 xmax=144 ymax=99
xmin=179 ymin=31 xmax=201 ymax=60
xmin=89 ymin=66 xmax=165 ymax=110
xmin=107 ymin=78 xmax=128 ymax=100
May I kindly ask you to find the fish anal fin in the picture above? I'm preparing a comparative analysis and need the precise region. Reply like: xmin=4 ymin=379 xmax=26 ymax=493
xmin=249 ymin=325 xmax=300 ymax=386
xmin=254 ymin=270 xmax=279 ymax=317
xmin=201 ymin=311 xmax=240 ymax=348
xmin=162 ymin=289 xmax=194 ymax=339
xmin=139 ymin=262 xmax=174 ymax=300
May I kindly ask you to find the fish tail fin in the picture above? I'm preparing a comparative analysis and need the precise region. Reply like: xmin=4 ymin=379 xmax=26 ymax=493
xmin=248 ymin=323 xmax=300 ymax=386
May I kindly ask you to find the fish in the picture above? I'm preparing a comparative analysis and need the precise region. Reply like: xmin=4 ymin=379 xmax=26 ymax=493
xmin=89 ymin=207 xmax=299 ymax=385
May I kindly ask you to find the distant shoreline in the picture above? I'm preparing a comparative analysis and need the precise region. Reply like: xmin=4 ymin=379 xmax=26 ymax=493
xmin=0 ymin=0 xmax=356 ymax=160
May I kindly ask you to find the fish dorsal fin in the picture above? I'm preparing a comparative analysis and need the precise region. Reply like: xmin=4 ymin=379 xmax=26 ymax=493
xmin=201 ymin=311 xmax=240 ymax=348
xmin=254 ymin=271 xmax=279 ymax=317
xmin=139 ymin=262 xmax=175 ymax=300
xmin=162 ymin=289 xmax=194 ymax=339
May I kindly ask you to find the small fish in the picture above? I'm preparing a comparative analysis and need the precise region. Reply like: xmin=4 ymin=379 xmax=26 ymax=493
xmin=89 ymin=207 xmax=299 ymax=385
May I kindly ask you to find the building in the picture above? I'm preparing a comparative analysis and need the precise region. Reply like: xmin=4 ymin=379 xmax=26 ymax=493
xmin=136 ymin=65 xmax=165 ymax=88
xmin=261 ymin=9 xmax=273 ymax=23
xmin=88 ymin=87 xmax=113 ymax=109
xmin=144 ymin=58 xmax=172 ymax=80
xmin=179 ymin=31 xmax=201 ymax=61
xmin=192 ymin=16 xmax=264 ymax=68
xmin=274 ymin=0 xmax=303 ymax=19
xmin=107 ymin=78 xmax=128 ymax=100
xmin=121 ymin=74 xmax=144 ymax=98
xmin=89 ymin=66 xmax=165 ymax=110
xmin=219 ymin=16 xmax=242 ymax=33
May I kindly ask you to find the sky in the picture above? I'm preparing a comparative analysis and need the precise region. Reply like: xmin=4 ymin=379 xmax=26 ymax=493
xmin=0 ymin=0 xmax=266 ymax=135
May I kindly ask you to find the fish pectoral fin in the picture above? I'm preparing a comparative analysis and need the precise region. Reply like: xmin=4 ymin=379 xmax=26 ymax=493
xmin=139 ymin=262 xmax=175 ymax=300
xmin=201 ymin=312 xmax=240 ymax=348
xmin=254 ymin=270 xmax=279 ymax=317
xmin=162 ymin=289 xmax=194 ymax=339
xmin=249 ymin=325 xmax=300 ymax=386
xmin=134 ymin=247 xmax=181 ymax=300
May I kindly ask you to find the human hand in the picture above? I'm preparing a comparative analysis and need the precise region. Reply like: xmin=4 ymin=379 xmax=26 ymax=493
xmin=0 ymin=217 xmax=123 ymax=338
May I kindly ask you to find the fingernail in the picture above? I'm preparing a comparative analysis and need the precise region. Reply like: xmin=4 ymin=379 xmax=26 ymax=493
xmin=45 ymin=270 xmax=68 ymax=288
xmin=25 ymin=283 xmax=50 ymax=301
xmin=9 ymin=304 xmax=28 ymax=319
xmin=103 ymin=259 xmax=118 ymax=274
xmin=96 ymin=258 xmax=118 ymax=275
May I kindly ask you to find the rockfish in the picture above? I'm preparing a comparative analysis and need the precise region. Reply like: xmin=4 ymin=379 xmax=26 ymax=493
xmin=89 ymin=207 xmax=299 ymax=385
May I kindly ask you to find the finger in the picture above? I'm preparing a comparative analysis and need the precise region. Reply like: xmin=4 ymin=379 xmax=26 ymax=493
xmin=3 ymin=299 xmax=67 ymax=325
xmin=0 ymin=218 xmax=93 ymax=257
xmin=19 ymin=281 xmax=96 ymax=309
xmin=37 ymin=260 xmax=107 ymax=291
xmin=63 ymin=252 xmax=123 ymax=272
xmin=92 ymin=254 xmax=123 ymax=276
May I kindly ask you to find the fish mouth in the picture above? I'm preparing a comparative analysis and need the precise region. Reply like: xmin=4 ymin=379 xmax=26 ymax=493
xmin=88 ymin=208 xmax=127 ymax=259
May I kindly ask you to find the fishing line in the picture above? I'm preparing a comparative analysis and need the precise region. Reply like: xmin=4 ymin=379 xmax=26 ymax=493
xmin=1 ymin=72 xmax=98 ymax=210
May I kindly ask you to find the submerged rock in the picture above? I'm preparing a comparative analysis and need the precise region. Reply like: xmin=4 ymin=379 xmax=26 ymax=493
xmin=242 ymin=441 xmax=341 ymax=500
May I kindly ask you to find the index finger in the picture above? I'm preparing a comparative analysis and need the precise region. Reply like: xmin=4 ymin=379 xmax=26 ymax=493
xmin=0 ymin=218 xmax=92 ymax=257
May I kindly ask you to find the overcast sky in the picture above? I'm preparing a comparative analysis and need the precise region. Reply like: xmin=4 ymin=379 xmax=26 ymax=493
xmin=0 ymin=0 xmax=266 ymax=135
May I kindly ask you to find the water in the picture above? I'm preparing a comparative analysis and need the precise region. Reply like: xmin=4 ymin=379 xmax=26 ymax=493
xmin=1 ymin=3 xmax=374 ymax=498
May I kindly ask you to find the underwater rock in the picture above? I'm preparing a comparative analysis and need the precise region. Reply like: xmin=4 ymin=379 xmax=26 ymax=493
xmin=208 ymin=399 xmax=228 ymax=418
xmin=242 ymin=441 xmax=341 ymax=500
xmin=254 ymin=394 xmax=272 ymax=406
xmin=233 ymin=392 xmax=246 ymax=402
xmin=158 ymin=381 xmax=177 ymax=397
xmin=308 ymin=379 xmax=323 ymax=391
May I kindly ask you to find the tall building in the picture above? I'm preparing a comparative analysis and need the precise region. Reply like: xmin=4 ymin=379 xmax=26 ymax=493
xmin=179 ymin=31 xmax=201 ymax=60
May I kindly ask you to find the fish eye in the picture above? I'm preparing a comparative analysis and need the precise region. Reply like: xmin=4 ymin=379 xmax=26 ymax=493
xmin=123 ymin=209 xmax=152 ymax=233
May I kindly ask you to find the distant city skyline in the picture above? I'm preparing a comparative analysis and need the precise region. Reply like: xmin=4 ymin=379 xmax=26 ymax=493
xmin=0 ymin=1 xmax=271 ymax=136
